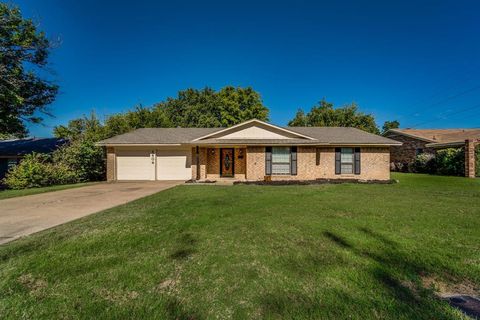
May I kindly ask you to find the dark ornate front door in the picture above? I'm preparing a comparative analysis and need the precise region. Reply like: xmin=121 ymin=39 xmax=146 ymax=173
xmin=220 ymin=148 xmax=234 ymax=177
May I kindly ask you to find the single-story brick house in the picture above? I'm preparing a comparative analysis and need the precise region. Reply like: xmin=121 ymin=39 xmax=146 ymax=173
xmin=384 ymin=128 xmax=480 ymax=177
xmin=98 ymin=119 xmax=401 ymax=182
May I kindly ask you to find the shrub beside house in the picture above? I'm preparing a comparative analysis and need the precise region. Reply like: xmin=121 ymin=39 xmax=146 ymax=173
xmin=3 ymin=138 xmax=105 ymax=190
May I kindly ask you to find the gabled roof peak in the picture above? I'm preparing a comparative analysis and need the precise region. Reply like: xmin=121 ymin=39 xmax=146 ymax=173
xmin=191 ymin=119 xmax=317 ymax=141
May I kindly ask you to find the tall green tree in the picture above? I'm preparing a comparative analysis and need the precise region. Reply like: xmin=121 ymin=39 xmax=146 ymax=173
xmin=382 ymin=120 xmax=400 ymax=134
xmin=54 ymin=87 xmax=269 ymax=140
xmin=0 ymin=3 xmax=58 ymax=138
xmin=104 ymin=105 xmax=172 ymax=137
xmin=288 ymin=99 xmax=380 ymax=134
xmin=156 ymin=86 xmax=269 ymax=128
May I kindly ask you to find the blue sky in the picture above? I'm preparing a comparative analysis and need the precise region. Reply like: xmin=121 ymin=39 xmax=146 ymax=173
xmin=15 ymin=0 xmax=480 ymax=137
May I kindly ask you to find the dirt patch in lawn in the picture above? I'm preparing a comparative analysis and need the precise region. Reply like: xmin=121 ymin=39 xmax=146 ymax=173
xmin=18 ymin=274 xmax=48 ymax=297
xmin=421 ymin=274 xmax=479 ymax=298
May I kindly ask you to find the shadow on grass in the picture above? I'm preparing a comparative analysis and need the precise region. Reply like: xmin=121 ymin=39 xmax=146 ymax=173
xmin=169 ymin=232 xmax=197 ymax=261
xmin=165 ymin=296 xmax=204 ymax=320
xmin=322 ymin=228 xmax=458 ymax=319
xmin=259 ymin=229 xmax=460 ymax=319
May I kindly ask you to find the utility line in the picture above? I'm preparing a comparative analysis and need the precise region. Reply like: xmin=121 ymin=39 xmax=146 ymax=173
xmin=402 ymin=84 xmax=480 ymax=121
xmin=410 ymin=102 xmax=480 ymax=128
xmin=397 ymin=65 xmax=480 ymax=120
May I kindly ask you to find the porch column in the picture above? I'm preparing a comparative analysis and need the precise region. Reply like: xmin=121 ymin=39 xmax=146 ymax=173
xmin=106 ymin=147 xmax=115 ymax=181
xmin=465 ymin=139 xmax=476 ymax=178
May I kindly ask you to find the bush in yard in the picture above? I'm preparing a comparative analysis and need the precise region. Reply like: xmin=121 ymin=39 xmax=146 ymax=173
xmin=435 ymin=147 xmax=465 ymax=176
xmin=3 ymin=153 xmax=76 ymax=189
xmin=53 ymin=138 xmax=106 ymax=182
xmin=412 ymin=153 xmax=436 ymax=174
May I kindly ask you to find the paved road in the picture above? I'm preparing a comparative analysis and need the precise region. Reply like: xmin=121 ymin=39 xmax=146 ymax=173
xmin=0 ymin=181 xmax=182 ymax=245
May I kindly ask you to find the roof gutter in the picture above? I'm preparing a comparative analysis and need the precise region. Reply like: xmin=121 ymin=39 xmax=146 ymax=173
xmin=384 ymin=129 xmax=435 ymax=143
xmin=95 ymin=143 xmax=183 ymax=147
xmin=425 ymin=141 xmax=465 ymax=148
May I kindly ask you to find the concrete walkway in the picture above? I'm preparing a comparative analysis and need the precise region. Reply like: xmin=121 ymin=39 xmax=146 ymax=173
xmin=0 ymin=181 xmax=182 ymax=245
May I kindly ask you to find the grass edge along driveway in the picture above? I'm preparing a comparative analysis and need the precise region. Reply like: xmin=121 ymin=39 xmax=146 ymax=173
xmin=0 ymin=182 xmax=96 ymax=200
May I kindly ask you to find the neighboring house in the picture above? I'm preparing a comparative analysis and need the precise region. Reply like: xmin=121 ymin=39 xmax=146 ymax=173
xmin=98 ymin=119 xmax=400 ymax=182
xmin=0 ymin=138 xmax=67 ymax=180
xmin=384 ymin=128 xmax=480 ymax=177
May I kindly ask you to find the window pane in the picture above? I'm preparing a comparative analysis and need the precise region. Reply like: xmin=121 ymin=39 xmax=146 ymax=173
xmin=272 ymin=163 xmax=290 ymax=175
xmin=271 ymin=147 xmax=290 ymax=174
xmin=341 ymin=164 xmax=353 ymax=174
xmin=341 ymin=148 xmax=353 ymax=162
xmin=272 ymin=147 xmax=290 ymax=163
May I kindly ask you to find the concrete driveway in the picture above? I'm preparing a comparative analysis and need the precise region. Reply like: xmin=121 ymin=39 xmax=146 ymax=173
xmin=0 ymin=181 xmax=182 ymax=245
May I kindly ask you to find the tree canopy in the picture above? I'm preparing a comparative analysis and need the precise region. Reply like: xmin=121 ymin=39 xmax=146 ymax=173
xmin=54 ymin=86 xmax=269 ymax=140
xmin=155 ymin=86 xmax=269 ymax=128
xmin=0 ymin=3 xmax=58 ymax=138
xmin=288 ymin=99 xmax=380 ymax=134
xmin=382 ymin=120 xmax=400 ymax=134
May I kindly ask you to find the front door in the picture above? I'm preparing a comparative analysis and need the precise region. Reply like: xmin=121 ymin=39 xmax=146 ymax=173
xmin=220 ymin=148 xmax=234 ymax=177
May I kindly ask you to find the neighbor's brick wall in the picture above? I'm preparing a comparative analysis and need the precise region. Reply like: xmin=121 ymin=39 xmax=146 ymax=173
xmin=106 ymin=147 xmax=115 ymax=181
xmin=465 ymin=139 xmax=479 ymax=178
xmin=383 ymin=133 xmax=434 ymax=166
xmin=244 ymin=146 xmax=390 ymax=181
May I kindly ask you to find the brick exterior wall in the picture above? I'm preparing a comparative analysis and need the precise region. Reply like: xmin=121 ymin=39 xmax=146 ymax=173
xmin=317 ymin=147 xmax=390 ymax=180
xmin=242 ymin=146 xmax=390 ymax=181
xmin=106 ymin=147 xmax=115 ymax=181
xmin=384 ymin=132 xmax=434 ymax=167
xmin=234 ymin=148 xmax=246 ymax=180
xmin=207 ymin=148 xmax=220 ymax=178
xmin=111 ymin=145 xmax=390 ymax=182
xmin=192 ymin=147 xmax=247 ymax=180
xmin=191 ymin=147 xmax=207 ymax=180
xmin=246 ymin=146 xmax=265 ymax=180
xmin=465 ymin=139 xmax=479 ymax=178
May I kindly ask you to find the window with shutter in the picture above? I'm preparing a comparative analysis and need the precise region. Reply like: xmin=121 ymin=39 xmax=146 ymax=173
xmin=354 ymin=148 xmax=361 ymax=175
xmin=335 ymin=148 xmax=341 ymax=174
xmin=291 ymin=147 xmax=297 ymax=175
xmin=336 ymin=148 xmax=357 ymax=174
xmin=265 ymin=147 xmax=272 ymax=175
xmin=271 ymin=147 xmax=290 ymax=175
xmin=340 ymin=148 xmax=354 ymax=174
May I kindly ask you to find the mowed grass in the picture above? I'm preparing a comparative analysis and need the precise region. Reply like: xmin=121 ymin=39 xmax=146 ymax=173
xmin=0 ymin=182 xmax=95 ymax=200
xmin=0 ymin=174 xmax=479 ymax=319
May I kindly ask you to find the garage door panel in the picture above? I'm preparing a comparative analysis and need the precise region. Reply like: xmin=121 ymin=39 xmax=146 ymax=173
xmin=157 ymin=150 xmax=191 ymax=180
xmin=116 ymin=150 xmax=155 ymax=180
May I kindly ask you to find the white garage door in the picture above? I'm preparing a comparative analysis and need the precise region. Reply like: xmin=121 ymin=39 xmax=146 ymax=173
xmin=116 ymin=150 xmax=155 ymax=180
xmin=157 ymin=149 xmax=191 ymax=180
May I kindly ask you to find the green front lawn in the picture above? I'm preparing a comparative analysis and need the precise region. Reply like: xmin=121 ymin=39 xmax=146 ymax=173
xmin=0 ymin=182 xmax=95 ymax=200
xmin=0 ymin=173 xmax=479 ymax=319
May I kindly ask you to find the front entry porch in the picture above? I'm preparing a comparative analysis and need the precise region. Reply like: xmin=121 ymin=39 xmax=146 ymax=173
xmin=192 ymin=146 xmax=247 ymax=181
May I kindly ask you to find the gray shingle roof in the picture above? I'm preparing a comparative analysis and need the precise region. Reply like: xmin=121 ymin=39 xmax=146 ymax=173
xmin=386 ymin=128 xmax=480 ymax=143
xmin=98 ymin=126 xmax=401 ymax=146
xmin=98 ymin=128 xmax=221 ymax=144
xmin=194 ymin=138 xmax=320 ymax=145
xmin=288 ymin=127 xmax=401 ymax=145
